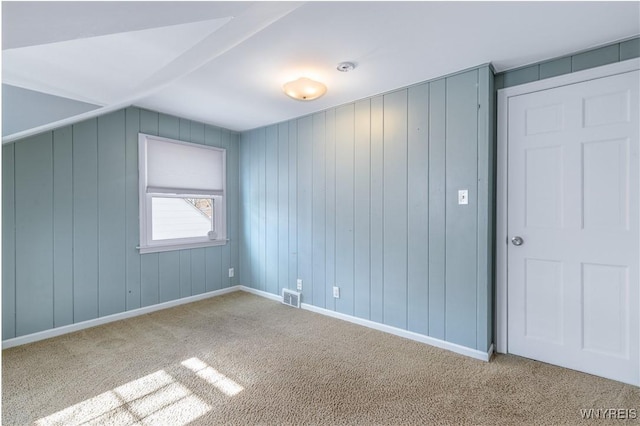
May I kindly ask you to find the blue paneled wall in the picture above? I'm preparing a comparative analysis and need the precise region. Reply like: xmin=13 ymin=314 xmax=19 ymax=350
xmin=6 ymin=38 xmax=631 ymax=349
xmin=2 ymin=107 xmax=240 ymax=339
xmin=239 ymin=66 xmax=495 ymax=352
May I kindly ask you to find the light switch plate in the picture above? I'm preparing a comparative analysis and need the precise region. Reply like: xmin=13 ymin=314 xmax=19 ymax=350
xmin=458 ymin=189 xmax=468 ymax=205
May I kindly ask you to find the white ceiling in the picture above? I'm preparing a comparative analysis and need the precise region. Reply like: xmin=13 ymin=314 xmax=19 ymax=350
xmin=3 ymin=1 xmax=639 ymax=141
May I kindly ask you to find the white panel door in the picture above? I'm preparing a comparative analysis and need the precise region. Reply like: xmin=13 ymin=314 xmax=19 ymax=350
xmin=507 ymin=70 xmax=639 ymax=385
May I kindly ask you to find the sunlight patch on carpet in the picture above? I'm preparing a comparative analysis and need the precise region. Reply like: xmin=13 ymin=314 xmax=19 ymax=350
xmin=35 ymin=370 xmax=211 ymax=425
xmin=181 ymin=357 xmax=244 ymax=396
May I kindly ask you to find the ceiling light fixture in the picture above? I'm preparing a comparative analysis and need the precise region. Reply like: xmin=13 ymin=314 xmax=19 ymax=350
xmin=282 ymin=77 xmax=327 ymax=101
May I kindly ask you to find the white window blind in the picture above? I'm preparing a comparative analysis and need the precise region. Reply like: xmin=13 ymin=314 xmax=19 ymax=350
xmin=145 ymin=137 xmax=224 ymax=195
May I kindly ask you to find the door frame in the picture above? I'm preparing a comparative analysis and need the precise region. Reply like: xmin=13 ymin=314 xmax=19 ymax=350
xmin=495 ymin=57 xmax=640 ymax=355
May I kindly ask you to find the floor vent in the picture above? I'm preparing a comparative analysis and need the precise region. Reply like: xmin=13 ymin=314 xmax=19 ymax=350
xmin=282 ymin=289 xmax=301 ymax=308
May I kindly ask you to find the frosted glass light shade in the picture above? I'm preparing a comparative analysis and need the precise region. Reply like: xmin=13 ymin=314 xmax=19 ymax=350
xmin=282 ymin=77 xmax=327 ymax=101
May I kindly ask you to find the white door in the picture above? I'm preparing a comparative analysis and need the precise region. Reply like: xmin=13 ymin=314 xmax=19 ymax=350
xmin=507 ymin=70 xmax=639 ymax=386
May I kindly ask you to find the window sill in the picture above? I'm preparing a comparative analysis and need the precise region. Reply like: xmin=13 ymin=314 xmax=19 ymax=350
xmin=138 ymin=239 xmax=228 ymax=254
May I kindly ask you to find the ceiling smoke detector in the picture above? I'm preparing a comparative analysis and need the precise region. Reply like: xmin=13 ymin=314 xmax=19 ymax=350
xmin=336 ymin=62 xmax=356 ymax=72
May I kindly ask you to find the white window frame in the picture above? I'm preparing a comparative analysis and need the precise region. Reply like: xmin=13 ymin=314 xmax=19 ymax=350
xmin=138 ymin=133 xmax=227 ymax=254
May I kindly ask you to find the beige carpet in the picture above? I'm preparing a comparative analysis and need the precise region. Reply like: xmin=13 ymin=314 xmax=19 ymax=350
xmin=2 ymin=291 xmax=638 ymax=425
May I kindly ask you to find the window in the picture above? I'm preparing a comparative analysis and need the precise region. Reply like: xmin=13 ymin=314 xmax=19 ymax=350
xmin=138 ymin=133 xmax=226 ymax=253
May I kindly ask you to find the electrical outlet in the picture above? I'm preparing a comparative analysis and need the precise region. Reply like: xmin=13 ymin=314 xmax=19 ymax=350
xmin=458 ymin=189 xmax=468 ymax=205
xmin=228 ymin=268 xmax=234 ymax=278
xmin=333 ymin=286 xmax=340 ymax=298
xmin=296 ymin=279 xmax=303 ymax=291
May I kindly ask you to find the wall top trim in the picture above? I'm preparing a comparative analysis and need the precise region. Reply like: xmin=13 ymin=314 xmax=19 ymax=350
xmin=495 ymin=35 xmax=639 ymax=76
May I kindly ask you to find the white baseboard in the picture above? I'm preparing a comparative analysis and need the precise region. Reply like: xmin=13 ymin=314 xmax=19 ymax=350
xmin=2 ymin=286 xmax=241 ymax=349
xmin=298 ymin=301 xmax=493 ymax=362
xmin=3 ymin=284 xmax=494 ymax=362
xmin=238 ymin=285 xmax=492 ymax=361
xmin=238 ymin=285 xmax=283 ymax=302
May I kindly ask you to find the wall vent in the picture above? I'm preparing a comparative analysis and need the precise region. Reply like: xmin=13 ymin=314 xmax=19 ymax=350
xmin=282 ymin=288 xmax=301 ymax=308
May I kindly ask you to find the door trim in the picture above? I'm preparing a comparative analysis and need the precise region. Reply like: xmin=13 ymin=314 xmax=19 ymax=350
xmin=496 ymin=58 xmax=640 ymax=355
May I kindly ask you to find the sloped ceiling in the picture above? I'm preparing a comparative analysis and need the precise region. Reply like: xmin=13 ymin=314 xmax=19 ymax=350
xmin=3 ymin=1 xmax=639 ymax=142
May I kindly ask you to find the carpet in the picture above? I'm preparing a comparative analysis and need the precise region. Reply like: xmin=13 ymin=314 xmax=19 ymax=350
xmin=2 ymin=291 xmax=638 ymax=425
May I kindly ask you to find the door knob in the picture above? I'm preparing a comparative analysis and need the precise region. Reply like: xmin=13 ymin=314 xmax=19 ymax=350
xmin=511 ymin=236 xmax=524 ymax=246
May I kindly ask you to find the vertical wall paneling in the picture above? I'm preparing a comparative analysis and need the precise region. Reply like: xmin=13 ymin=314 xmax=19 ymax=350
xmin=5 ymin=106 xmax=241 ymax=340
xmin=428 ymin=79 xmax=446 ymax=340
xmin=191 ymin=121 xmax=206 ymax=145
xmin=97 ymin=111 xmax=126 ymax=316
xmin=571 ymin=44 xmax=619 ymax=72
xmin=53 ymin=127 xmax=73 ymax=327
xmin=324 ymin=109 xmax=336 ymax=310
xmin=497 ymin=37 xmax=639 ymax=89
xmin=217 ymin=127 xmax=231 ymax=288
xmin=158 ymin=114 xmax=180 ymax=140
xmin=140 ymin=253 xmax=159 ymax=307
xmin=2 ymin=144 xmax=16 ymax=338
xmin=139 ymin=110 xmax=160 ymax=307
xmin=257 ymin=129 xmax=266 ymax=291
xmin=369 ymin=96 xmax=384 ymax=323
xmin=620 ymin=38 xmax=640 ymax=61
xmin=250 ymin=129 xmax=259 ymax=289
xmin=247 ymin=129 xmax=257 ymax=288
xmin=245 ymin=130 xmax=254 ymax=288
xmin=277 ymin=123 xmax=289 ymax=295
xmin=312 ymin=113 xmax=327 ymax=308
xmin=255 ymin=128 xmax=267 ymax=291
xmin=178 ymin=117 xmax=191 ymax=142
xmin=159 ymin=252 xmax=180 ymax=302
xmin=239 ymin=130 xmax=250 ymax=288
xmin=354 ymin=100 xmax=371 ymax=319
xmin=265 ymin=125 xmax=279 ymax=295
xmin=539 ymin=57 xmax=572 ymax=80
xmin=251 ymin=128 xmax=258 ymax=290
xmin=125 ymin=107 xmax=141 ymax=310
xmin=288 ymin=121 xmax=298 ymax=291
xmin=249 ymin=130 xmax=259 ymax=289
xmin=277 ymin=123 xmax=289 ymax=296
xmin=501 ymin=65 xmax=539 ymax=88
xmin=383 ymin=90 xmax=408 ymax=329
xmin=407 ymin=83 xmax=430 ymax=335
xmin=335 ymin=104 xmax=355 ymax=315
xmin=227 ymin=131 xmax=240 ymax=287
xmin=140 ymin=109 xmax=159 ymax=136
xmin=205 ymin=246 xmax=221 ymax=292
xmin=15 ymin=133 xmax=54 ymax=335
xmin=191 ymin=248 xmax=206 ymax=295
xmin=297 ymin=116 xmax=313 ymax=303
xmin=205 ymin=123 xmax=221 ymax=146
xmin=73 ymin=119 xmax=99 ymax=323
xmin=180 ymin=250 xmax=192 ymax=298
xmin=234 ymin=64 xmax=495 ymax=353
xmin=445 ymin=70 xmax=479 ymax=348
